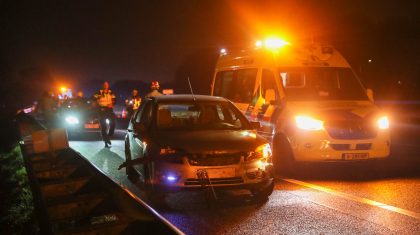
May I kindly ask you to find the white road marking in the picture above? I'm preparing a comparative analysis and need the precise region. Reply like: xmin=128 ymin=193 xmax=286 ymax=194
xmin=283 ymin=178 xmax=420 ymax=220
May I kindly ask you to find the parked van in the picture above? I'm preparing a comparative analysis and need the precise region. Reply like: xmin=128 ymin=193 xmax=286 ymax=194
xmin=211 ymin=39 xmax=390 ymax=171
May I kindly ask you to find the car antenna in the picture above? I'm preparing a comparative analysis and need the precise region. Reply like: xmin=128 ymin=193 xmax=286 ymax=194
xmin=187 ymin=77 xmax=196 ymax=101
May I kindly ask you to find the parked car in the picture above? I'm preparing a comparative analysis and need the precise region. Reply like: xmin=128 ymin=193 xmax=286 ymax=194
xmin=123 ymin=95 xmax=274 ymax=206
xmin=58 ymin=98 xmax=101 ymax=135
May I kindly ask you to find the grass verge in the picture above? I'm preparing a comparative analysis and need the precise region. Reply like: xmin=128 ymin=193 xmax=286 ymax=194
xmin=0 ymin=144 xmax=37 ymax=234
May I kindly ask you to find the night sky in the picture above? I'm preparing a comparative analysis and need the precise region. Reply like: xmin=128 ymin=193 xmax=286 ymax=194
xmin=0 ymin=0 xmax=419 ymax=89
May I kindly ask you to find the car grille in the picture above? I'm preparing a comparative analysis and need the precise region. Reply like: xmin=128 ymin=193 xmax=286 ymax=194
xmin=329 ymin=143 xmax=372 ymax=151
xmin=325 ymin=120 xmax=377 ymax=139
xmin=188 ymin=153 xmax=242 ymax=166
xmin=184 ymin=177 xmax=244 ymax=186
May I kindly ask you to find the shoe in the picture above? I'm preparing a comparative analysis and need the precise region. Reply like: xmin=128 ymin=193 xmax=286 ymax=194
xmin=106 ymin=140 xmax=112 ymax=147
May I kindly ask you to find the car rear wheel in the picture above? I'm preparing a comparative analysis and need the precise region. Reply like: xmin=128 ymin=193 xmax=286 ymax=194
xmin=273 ymin=134 xmax=295 ymax=175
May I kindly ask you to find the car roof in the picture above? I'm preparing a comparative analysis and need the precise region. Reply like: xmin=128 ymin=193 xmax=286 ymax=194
xmin=151 ymin=94 xmax=228 ymax=103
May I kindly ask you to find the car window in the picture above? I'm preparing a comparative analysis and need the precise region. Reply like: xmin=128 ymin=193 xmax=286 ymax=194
xmin=132 ymin=109 xmax=141 ymax=123
xmin=140 ymin=102 xmax=153 ymax=125
xmin=279 ymin=67 xmax=368 ymax=101
xmin=134 ymin=101 xmax=152 ymax=124
xmin=156 ymin=101 xmax=248 ymax=130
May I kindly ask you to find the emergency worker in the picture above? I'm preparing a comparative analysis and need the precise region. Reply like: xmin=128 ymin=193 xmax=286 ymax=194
xmin=125 ymin=89 xmax=141 ymax=118
xmin=145 ymin=81 xmax=163 ymax=98
xmin=93 ymin=81 xmax=116 ymax=147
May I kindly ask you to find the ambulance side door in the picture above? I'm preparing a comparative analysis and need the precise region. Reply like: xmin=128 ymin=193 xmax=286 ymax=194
xmin=257 ymin=68 xmax=281 ymax=141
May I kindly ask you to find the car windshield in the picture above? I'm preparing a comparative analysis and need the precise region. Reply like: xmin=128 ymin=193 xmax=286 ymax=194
xmin=156 ymin=101 xmax=249 ymax=131
xmin=280 ymin=67 xmax=369 ymax=101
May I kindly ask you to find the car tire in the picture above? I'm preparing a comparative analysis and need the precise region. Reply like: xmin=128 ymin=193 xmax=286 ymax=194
xmin=252 ymin=181 xmax=274 ymax=204
xmin=273 ymin=134 xmax=295 ymax=175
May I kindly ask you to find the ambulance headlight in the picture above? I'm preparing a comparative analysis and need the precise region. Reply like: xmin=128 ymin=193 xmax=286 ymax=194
xmin=295 ymin=115 xmax=324 ymax=131
xmin=65 ymin=116 xmax=79 ymax=124
xmin=377 ymin=116 xmax=389 ymax=130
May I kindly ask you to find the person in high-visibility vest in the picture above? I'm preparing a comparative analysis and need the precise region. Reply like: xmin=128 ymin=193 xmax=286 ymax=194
xmin=93 ymin=81 xmax=116 ymax=148
xmin=125 ymin=89 xmax=141 ymax=118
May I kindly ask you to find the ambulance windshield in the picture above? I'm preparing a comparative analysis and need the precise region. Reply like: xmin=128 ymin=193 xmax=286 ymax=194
xmin=280 ymin=68 xmax=369 ymax=101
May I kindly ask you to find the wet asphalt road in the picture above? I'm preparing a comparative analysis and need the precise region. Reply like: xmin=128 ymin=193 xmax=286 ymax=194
xmin=69 ymin=125 xmax=420 ymax=235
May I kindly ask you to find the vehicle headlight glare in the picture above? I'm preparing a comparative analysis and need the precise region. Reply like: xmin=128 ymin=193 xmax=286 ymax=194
xmin=377 ymin=116 xmax=389 ymax=130
xmin=295 ymin=115 xmax=324 ymax=130
xmin=65 ymin=116 xmax=79 ymax=124
xmin=247 ymin=143 xmax=272 ymax=161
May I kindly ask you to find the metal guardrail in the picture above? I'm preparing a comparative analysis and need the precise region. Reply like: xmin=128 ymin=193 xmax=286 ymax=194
xmin=16 ymin=113 xmax=183 ymax=235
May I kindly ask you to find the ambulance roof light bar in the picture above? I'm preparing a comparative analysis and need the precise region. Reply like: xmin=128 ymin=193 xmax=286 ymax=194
xmin=256 ymin=37 xmax=290 ymax=50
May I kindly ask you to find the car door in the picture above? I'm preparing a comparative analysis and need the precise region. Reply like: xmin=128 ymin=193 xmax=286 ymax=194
xmin=129 ymin=100 xmax=153 ymax=179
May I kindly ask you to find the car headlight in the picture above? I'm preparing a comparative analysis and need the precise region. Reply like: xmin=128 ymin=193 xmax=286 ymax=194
xmin=295 ymin=115 xmax=324 ymax=130
xmin=246 ymin=143 xmax=272 ymax=161
xmin=377 ymin=116 xmax=389 ymax=130
xmin=65 ymin=116 xmax=79 ymax=124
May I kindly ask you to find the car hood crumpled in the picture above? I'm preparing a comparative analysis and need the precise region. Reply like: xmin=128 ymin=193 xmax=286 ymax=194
xmin=154 ymin=130 xmax=267 ymax=154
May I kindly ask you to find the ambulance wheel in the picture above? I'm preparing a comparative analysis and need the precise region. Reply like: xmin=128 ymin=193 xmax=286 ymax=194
xmin=273 ymin=134 xmax=295 ymax=175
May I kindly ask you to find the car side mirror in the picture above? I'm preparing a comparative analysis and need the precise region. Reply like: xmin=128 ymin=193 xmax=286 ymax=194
xmin=366 ymin=88 xmax=374 ymax=102
xmin=250 ymin=121 xmax=261 ymax=129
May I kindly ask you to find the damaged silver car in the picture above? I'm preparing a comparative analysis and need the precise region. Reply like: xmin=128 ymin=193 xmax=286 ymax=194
xmin=122 ymin=95 xmax=274 ymax=206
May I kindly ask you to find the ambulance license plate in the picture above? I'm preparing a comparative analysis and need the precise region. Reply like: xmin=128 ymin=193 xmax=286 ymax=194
xmin=342 ymin=153 xmax=369 ymax=160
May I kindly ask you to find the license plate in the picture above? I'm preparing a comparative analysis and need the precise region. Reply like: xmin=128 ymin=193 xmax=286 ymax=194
xmin=342 ymin=153 xmax=369 ymax=160
xmin=84 ymin=123 xmax=100 ymax=129
xmin=198 ymin=168 xmax=235 ymax=178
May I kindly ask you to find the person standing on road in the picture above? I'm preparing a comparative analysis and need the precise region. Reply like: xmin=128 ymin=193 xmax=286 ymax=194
xmin=94 ymin=81 xmax=116 ymax=148
xmin=125 ymin=89 xmax=141 ymax=118
xmin=145 ymin=81 xmax=163 ymax=98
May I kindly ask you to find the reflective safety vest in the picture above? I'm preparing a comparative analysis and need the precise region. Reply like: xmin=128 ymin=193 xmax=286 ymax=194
xmin=94 ymin=90 xmax=116 ymax=107
xmin=126 ymin=97 xmax=142 ymax=110
xmin=133 ymin=98 xmax=141 ymax=110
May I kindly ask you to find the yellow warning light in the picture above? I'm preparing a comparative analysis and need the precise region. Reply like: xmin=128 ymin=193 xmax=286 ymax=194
xmin=264 ymin=38 xmax=290 ymax=49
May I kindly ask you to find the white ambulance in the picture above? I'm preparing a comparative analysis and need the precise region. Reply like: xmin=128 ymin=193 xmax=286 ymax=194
xmin=211 ymin=39 xmax=390 ymax=171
